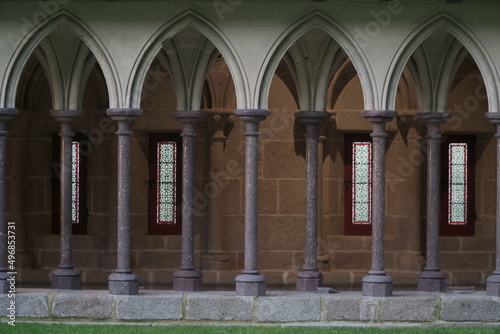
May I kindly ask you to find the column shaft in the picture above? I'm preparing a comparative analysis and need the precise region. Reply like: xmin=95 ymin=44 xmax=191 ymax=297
xmin=172 ymin=110 xmax=204 ymax=292
xmin=485 ymin=112 xmax=500 ymax=296
xmin=295 ymin=111 xmax=329 ymax=291
xmin=360 ymin=110 xmax=396 ymax=297
xmin=0 ymin=108 xmax=17 ymax=294
xmin=416 ymin=112 xmax=449 ymax=292
xmin=107 ymin=108 xmax=142 ymax=295
xmin=50 ymin=110 xmax=83 ymax=290
xmin=234 ymin=109 xmax=269 ymax=297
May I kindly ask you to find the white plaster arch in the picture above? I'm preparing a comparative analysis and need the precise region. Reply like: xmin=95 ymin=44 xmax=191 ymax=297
xmin=127 ymin=10 xmax=247 ymax=109
xmin=257 ymin=11 xmax=377 ymax=111
xmin=384 ymin=13 xmax=500 ymax=113
xmin=1 ymin=9 xmax=121 ymax=109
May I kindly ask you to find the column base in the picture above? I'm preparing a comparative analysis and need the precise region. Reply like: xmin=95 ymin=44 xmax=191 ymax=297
xmin=108 ymin=272 xmax=139 ymax=295
xmin=173 ymin=269 xmax=202 ymax=292
xmin=296 ymin=270 xmax=323 ymax=292
xmin=50 ymin=268 xmax=81 ymax=290
xmin=0 ymin=272 xmax=15 ymax=294
xmin=417 ymin=270 xmax=447 ymax=292
xmin=235 ymin=273 xmax=266 ymax=296
xmin=486 ymin=273 xmax=500 ymax=296
xmin=362 ymin=274 xmax=393 ymax=297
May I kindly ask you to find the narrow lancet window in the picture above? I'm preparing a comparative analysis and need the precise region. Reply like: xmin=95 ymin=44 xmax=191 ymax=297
xmin=448 ymin=143 xmax=468 ymax=225
xmin=352 ymin=141 xmax=372 ymax=225
xmin=71 ymin=141 xmax=80 ymax=224
xmin=157 ymin=141 xmax=177 ymax=224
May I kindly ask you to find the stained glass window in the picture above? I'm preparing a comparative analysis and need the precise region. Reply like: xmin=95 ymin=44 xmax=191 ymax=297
xmin=352 ymin=142 xmax=372 ymax=225
xmin=71 ymin=141 xmax=80 ymax=224
xmin=157 ymin=141 xmax=177 ymax=224
xmin=448 ymin=143 xmax=468 ymax=225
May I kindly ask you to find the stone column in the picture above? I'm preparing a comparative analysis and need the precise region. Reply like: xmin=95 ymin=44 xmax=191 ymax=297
xmin=172 ymin=110 xmax=205 ymax=291
xmin=485 ymin=112 xmax=500 ymax=296
xmin=202 ymin=111 xmax=233 ymax=271
xmin=234 ymin=109 xmax=269 ymax=296
xmin=0 ymin=108 xmax=18 ymax=294
xmin=50 ymin=110 xmax=84 ymax=290
xmin=416 ymin=112 xmax=450 ymax=292
xmin=107 ymin=108 xmax=143 ymax=295
xmin=294 ymin=111 xmax=330 ymax=291
xmin=360 ymin=110 xmax=396 ymax=297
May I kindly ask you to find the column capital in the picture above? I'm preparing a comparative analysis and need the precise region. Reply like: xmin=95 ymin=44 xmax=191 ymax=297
xmin=416 ymin=112 xmax=451 ymax=124
xmin=50 ymin=109 xmax=85 ymax=123
xmin=173 ymin=109 xmax=205 ymax=123
xmin=360 ymin=110 xmax=397 ymax=123
xmin=294 ymin=111 xmax=332 ymax=124
xmin=234 ymin=109 xmax=270 ymax=123
xmin=106 ymin=108 xmax=143 ymax=121
xmin=204 ymin=110 xmax=234 ymax=140
xmin=0 ymin=108 xmax=18 ymax=122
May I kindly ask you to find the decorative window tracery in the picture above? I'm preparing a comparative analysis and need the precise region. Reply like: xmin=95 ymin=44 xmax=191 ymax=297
xmin=149 ymin=134 xmax=182 ymax=235
xmin=440 ymin=135 xmax=475 ymax=236
xmin=344 ymin=134 xmax=373 ymax=235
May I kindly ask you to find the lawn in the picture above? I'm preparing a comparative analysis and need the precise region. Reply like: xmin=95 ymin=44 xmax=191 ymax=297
xmin=3 ymin=323 xmax=500 ymax=334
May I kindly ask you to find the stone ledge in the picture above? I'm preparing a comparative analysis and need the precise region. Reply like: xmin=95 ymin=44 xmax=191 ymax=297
xmin=116 ymin=290 xmax=183 ymax=320
xmin=439 ymin=292 xmax=500 ymax=321
xmin=52 ymin=290 xmax=114 ymax=319
xmin=0 ymin=289 xmax=499 ymax=324
xmin=186 ymin=292 xmax=254 ymax=321
xmin=255 ymin=292 xmax=321 ymax=322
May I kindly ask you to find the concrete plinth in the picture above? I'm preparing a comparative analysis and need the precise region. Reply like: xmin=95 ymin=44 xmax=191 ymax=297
xmin=486 ymin=274 xmax=500 ymax=296
xmin=51 ymin=269 xmax=81 ymax=290
xmin=235 ymin=274 xmax=265 ymax=296
xmin=173 ymin=269 xmax=202 ymax=292
xmin=362 ymin=274 xmax=393 ymax=297
xmin=418 ymin=270 xmax=447 ymax=292
xmin=108 ymin=273 xmax=139 ymax=295
xmin=296 ymin=270 xmax=323 ymax=292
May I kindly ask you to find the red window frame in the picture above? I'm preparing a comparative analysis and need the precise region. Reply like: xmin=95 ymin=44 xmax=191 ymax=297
xmin=52 ymin=133 xmax=88 ymax=235
xmin=440 ymin=135 xmax=476 ymax=236
xmin=148 ymin=133 xmax=182 ymax=235
xmin=344 ymin=133 xmax=373 ymax=235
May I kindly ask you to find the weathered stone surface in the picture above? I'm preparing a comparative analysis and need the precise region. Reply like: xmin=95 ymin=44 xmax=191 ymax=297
xmin=52 ymin=291 xmax=113 ymax=318
xmin=256 ymin=293 xmax=321 ymax=322
xmin=0 ymin=290 xmax=48 ymax=318
xmin=440 ymin=293 xmax=500 ymax=321
xmin=323 ymin=292 xmax=379 ymax=321
xmin=116 ymin=292 xmax=183 ymax=320
xmin=186 ymin=292 xmax=254 ymax=321
xmin=381 ymin=294 xmax=437 ymax=321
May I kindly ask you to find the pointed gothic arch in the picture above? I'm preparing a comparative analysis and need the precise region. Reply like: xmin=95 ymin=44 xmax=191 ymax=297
xmin=384 ymin=13 xmax=500 ymax=113
xmin=1 ymin=10 xmax=120 ymax=109
xmin=257 ymin=11 xmax=377 ymax=111
xmin=127 ymin=10 xmax=246 ymax=109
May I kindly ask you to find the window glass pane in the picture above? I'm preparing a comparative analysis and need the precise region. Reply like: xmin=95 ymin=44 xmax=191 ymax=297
xmin=448 ymin=143 xmax=467 ymax=225
xmin=71 ymin=141 xmax=80 ymax=224
xmin=157 ymin=141 xmax=177 ymax=224
xmin=352 ymin=142 xmax=372 ymax=225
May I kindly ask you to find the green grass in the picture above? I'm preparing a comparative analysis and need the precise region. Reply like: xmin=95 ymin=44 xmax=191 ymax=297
xmin=2 ymin=323 xmax=499 ymax=334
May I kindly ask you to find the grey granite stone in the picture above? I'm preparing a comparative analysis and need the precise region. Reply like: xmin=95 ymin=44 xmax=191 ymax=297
xmin=52 ymin=291 xmax=113 ymax=318
xmin=186 ymin=292 xmax=254 ymax=321
xmin=440 ymin=292 xmax=500 ymax=321
xmin=116 ymin=292 xmax=183 ymax=320
xmin=0 ymin=290 xmax=49 ymax=318
xmin=324 ymin=293 xmax=379 ymax=321
xmin=256 ymin=293 xmax=321 ymax=322
xmin=381 ymin=294 xmax=437 ymax=321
